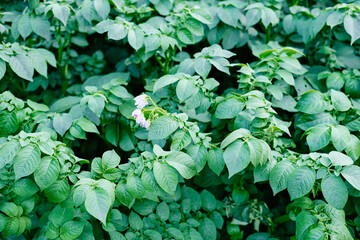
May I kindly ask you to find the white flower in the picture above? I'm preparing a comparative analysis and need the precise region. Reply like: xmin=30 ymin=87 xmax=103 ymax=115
xmin=132 ymin=109 xmax=142 ymax=118
xmin=132 ymin=109 xmax=151 ymax=130
xmin=134 ymin=94 xmax=148 ymax=109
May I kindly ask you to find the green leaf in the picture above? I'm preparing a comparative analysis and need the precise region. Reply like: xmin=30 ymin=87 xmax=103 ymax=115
xmin=153 ymin=161 xmax=178 ymax=194
xmin=189 ymin=8 xmax=212 ymax=24
xmin=76 ymin=117 xmax=99 ymax=134
xmin=199 ymin=218 xmax=217 ymax=240
xmin=50 ymin=96 xmax=81 ymax=112
xmin=156 ymin=202 xmax=170 ymax=221
xmin=277 ymin=69 xmax=295 ymax=85
xmin=296 ymin=91 xmax=329 ymax=114
xmin=53 ymin=114 xmax=73 ymax=136
xmin=166 ymin=151 xmax=197 ymax=179
xmin=287 ymin=166 xmax=316 ymax=200
xmin=321 ymin=174 xmax=348 ymax=209
xmin=176 ymin=79 xmax=196 ymax=102
xmin=44 ymin=179 xmax=70 ymax=203
xmin=30 ymin=16 xmax=51 ymax=40
xmin=221 ymin=128 xmax=250 ymax=149
xmin=102 ymin=150 xmax=120 ymax=169
xmin=306 ymin=124 xmax=331 ymax=151
xmin=345 ymin=135 xmax=360 ymax=160
xmin=115 ymin=181 xmax=135 ymax=208
xmin=34 ymin=157 xmax=60 ymax=190
xmin=128 ymin=28 xmax=144 ymax=50
xmin=343 ymin=14 xmax=360 ymax=45
xmin=269 ymin=160 xmax=295 ymax=195
xmin=126 ymin=175 xmax=146 ymax=199
xmin=0 ymin=141 xmax=20 ymax=169
xmin=177 ymin=28 xmax=194 ymax=44
xmin=148 ymin=116 xmax=179 ymax=140
xmin=14 ymin=144 xmax=41 ymax=180
xmin=328 ymin=151 xmax=353 ymax=166
xmin=0 ymin=112 xmax=19 ymax=137
xmin=171 ymin=130 xmax=191 ymax=151
xmin=341 ymin=165 xmax=360 ymax=191
xmin=201 ymin=190 xmax=217 ymax=211
xmin=60 ymin=221 xmax=84 ymax=240
xmin=9 ymin=54 xmax=34 ymax=81
xmin=153 ymin=75 xmax=180 ymax=92
xmin=145 ymin=35 xmax=161 ymax=53
xmin=13 ymin=178 xmax=39 ymax=197
xmin=186 ymin=144 xmax=207 ymax=172
xmin=94 ymin=0 xmax=110 ymax=20
xmin=129 ymin=211 xmax=143 ymax=231
xmin=185 ymin=18 xmax=204 ymax=36
xmin=330 ymin=89 xmax=351 ymax=112
xmin=331 ymin=125 xmax=351 ymax=152
xmin=0 ymin=59 xmax=6 ymax=80
xmin=223 ymin=140 xmax=251 ymax=178
xmin=194 ymin=58 xmax=211 ymax=79
xmin=207 ymin=148 xmax=225 ymax=176
xmin=254 ymin=157 xmax=276 ymax=183
xmin=215 ymin=98 xmax=244 ymax=119
xmin=107 ymin=23 xmax=127 ymax=40
xmin=18 ymin=13 xmax=32 ymax=39
xmin=246 ymin=8 xmax=261 ymax=27
xmin=85 ymin=187 xmax=112 ymax=225
xmin=52 ymin=4 xmax=70 ymax=26
xmin=296 ymin=211 xmax=318 ymax=240
xmin=218 ymin=6 xmax=239 ymax=26
xmin=279 ymin=56 xmax=307 ymax=75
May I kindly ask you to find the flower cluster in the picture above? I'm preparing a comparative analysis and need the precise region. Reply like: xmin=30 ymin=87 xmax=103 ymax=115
xmin=132 ymin=94 xmax=150 ymax=130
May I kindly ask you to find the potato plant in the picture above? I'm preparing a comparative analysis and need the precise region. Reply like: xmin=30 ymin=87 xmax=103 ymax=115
xmin=0 ymin=0 xmax=360 ymax=239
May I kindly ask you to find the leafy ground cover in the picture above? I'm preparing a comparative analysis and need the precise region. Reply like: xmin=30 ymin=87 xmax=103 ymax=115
xmin=1 ymin=0 xmax=360 ymax=239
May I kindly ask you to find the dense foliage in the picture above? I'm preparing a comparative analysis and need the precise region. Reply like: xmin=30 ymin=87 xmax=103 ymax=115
xmin=1 ymin=0 xmax=360 ymax=239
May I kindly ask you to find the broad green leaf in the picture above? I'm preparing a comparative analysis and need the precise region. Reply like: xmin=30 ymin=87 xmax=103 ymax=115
xmin=30 ymin=16 xmax=51 ymax=40
xmin=341 ymin=165 xmax=360 ymax=191
xmin=0 ymin=141 xmax=20 ymax=169
xmin=344 ymin=14 xmax=360 ymax=45
xmin=128 ymin=28 xmax=144 ymax=50
xmin=60 ymin=221 xmax=84 ymax=240
xmin=296 ymin=211 xmax=318 ymax=240
xmin=115 ymin=181 xmax=135 ymax=208
xmin=221 ymin=128 xmax=250 ymax=149
xmin=199 ymin=218 xmax=217 ymax=240
xmin=9 ymin=54 xmax=34 ymax=81
xmin=186 ymin=144 xmax=207 ymax=172
xmin=94 ymin=0 xmax=110 ymax=20
xmin=126 ymin=175 xmax=146 ymax=199
xmin=189 ymin=8 xmax=212 ymax=24
xmin=331 ymin=125 xmax=351 ymax=152
xmin=129 ymin=211 xmax=143 ymax=231
xmin=328 ymin=151 xmax=353 ymax=166
xmin=296 ymin=91 xmax=329 ymax=114
xmin=148 ymin=116 xmax=179 ymax=140
xmin=145 ymin=35 xmax=161 ymax=53
xmin=327 ymin=11 xmax=345 ymax=28
xmin=277 ymin=69 xmax=295 ymax=85
xmin=44 ymin=179 xmax=70 ymax=203
xmin=254 ymin=157 xmax=276 ymax=183
xmin=153 ymin=161 xmax=178 ymax=194
xmin=321 ymin=174 xmax=348 ymax=209
xmin=269 ymin=160 xmax=295 ymax=195
xmin=166 ymin=151 xmax=197 ymax=179
xmin=50 ymin=96 xmax=81 ymax=112
xmin=0 ymin=59 xmax=5 ymax=80
xmin=53 ymin=113 xmax=73 ymax=136
xmin=102 ymin=150 xmax=120 ymax=169
xmin=218 ymin=6 xmax=240 ymax=26
xmin=177 ymin=28 xmax=194 ymax=44
xmin=185 ymin=18 xmax=204 ymax=36
xmin=76 ymin=117 xmax=99 ymax=134
xmin=52 ymin=4 xmax=70 ymax=26
xmin=85 ymin=187 xmax=112 ymax=225
xmin=246 ymin=8 xmax=261 ymax=26
xmin=287 ymin=166 xmax=316 ymax=200
xmin=330 ymin=89 xmax=351 ymax=112
xmin=176 ymin=79 xmax=196 ymax=102
xmin=207 ymin=148 xmax=225 ymax=176
xmin=306 ymin=124 xmax=331 ymax=151
xmin=13 ymin=178 xmax=39 ymax=197
xmin=223 ymin=140 xmax=251 ymax=178
xmin=34 ymin=157 xmax=60 ymax=190
xmin=215 ymin=97 xmax=244 ymax=119
xmin=345 ymin=135 xmax=360 ymax=160
xmin=14 ymin=144 xmax=41 ymax=180
xmin=108 ymin=23 xmax=127 ymax=40
xmin=0 ymin=112 xmax=19 ymax=137
xmin=201 ymin=190 xmax=217 ymax=211
xmin=18 ymin=13 xmax=32 ymax=39
xmin=279 ymin=56 xmax=307 ymax=75
xmin=156 ymin=202 xmax=170 ymax=221
xmin=153 ymin=75 xmax=179 ymax=92
xmin=171 ymin=130 xmax=191 ymax=151
xmin=194 ymin=58 xmax=211 ymax=79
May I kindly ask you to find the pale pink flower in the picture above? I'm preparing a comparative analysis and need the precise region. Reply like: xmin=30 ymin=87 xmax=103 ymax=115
xmin=132 ymin=109 xmax=142 ymax=118
xmin=141 ymin=120 xmax=150 ymax=130
xmin=134 ymin=94 xmax=148 ymax=109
